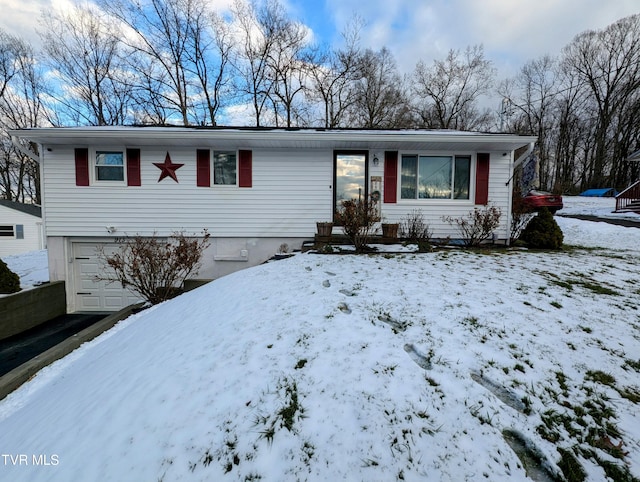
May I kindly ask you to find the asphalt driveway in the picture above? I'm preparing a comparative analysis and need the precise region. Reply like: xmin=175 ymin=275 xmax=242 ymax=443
xmin=0 ymin=313 xmax=108 ymax=377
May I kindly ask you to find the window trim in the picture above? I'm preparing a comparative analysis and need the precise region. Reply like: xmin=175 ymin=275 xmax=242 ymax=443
xmin=398 ymin=151 xmax=476 ymax=202
xmin=91 ymin=147 xmax=127 ymax=185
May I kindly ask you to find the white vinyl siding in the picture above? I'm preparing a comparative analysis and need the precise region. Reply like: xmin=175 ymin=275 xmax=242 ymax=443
xmin=0 ymin=206 xmax=43 ymax=257
xmin=42 ymin=147 xmax=513 ymax=241
xmin=375 ymin=152 xmax=512 ymax=240
xmin=41 ymin=147 xmax=333 ymax=238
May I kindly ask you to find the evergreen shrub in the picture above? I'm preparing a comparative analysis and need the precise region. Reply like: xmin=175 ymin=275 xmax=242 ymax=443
xmin=0 ymin=258 xmax=21 ymax=294
xmin=520 ymin=208 xmax=564 ymax=249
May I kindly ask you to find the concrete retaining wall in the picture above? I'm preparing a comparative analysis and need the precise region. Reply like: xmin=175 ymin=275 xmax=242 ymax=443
xmin=0 ymin=282 xmax=66 ymax=341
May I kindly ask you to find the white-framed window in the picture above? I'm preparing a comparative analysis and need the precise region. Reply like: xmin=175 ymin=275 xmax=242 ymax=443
xmin=94 ymin=150 xmax=125 ymax=183
xmin=213 ymin=151 xmax=237 ymax=185
xmin=400 ymin=154 xmax=471 ymax=200
xmin=0 ymin=225 xmax=15 ymax=237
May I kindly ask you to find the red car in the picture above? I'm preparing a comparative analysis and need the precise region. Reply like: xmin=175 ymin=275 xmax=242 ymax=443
xmin=523 ymin=190 xmax=563 ymax=214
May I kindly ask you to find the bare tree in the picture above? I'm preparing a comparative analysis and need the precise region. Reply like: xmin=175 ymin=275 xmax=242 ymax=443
xmin=413 ymin=45 xmax=495 ymax=130
xmin=498 ymin=56 xmax=560 ymax=190
xmin=39 ymin=5 xmax=134 ymax=126
xmin=102 ymin=0 xmax=192 ymax=125
xmin=99 ymin=0 xmax=230 ymax=126
xmin=551 ymin=70 xmax=593 ymax=192
xmin=259 ymin=0 xmax=310 ymax=127
xmin=231 ymin=0 xmax=313 ymax=127
xmin=0 ymin=31 xmax=45 ymax=203
xmin=349 ymin=47 xmax=412 ymax=128
xmin=187 ymin=12 xmax=233 ymax=125
xmin=306 ymin=18 xmax=362 ymax=128
xmin=561 ymin=14 xmax=640 ymax=188
xmin=231 ymin=0 xmax=276 ymax=126
xmin=0 ymin=31 xmax=21 ymax=100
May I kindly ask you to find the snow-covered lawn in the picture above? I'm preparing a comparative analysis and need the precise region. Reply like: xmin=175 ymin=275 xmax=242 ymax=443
xmin=0 ymin=200 xmax=639 ymax=481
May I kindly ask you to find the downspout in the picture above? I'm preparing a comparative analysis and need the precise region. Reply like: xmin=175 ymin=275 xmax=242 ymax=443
xmin=36 ymin=143 xmax=46 ymax=249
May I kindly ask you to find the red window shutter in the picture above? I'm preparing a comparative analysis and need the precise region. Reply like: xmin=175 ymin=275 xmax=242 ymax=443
xmin=383 ymin=151 xmax=398 ymax=203
xmin=127 ymin=148 xmax=141 ymax=186
xmin=75 ymin=148 xmax=90 ymax=186
xmin=238 ymin=149 xmax=252 ymax=188
xmin=475 ymin=153 xmax=490 ymax=205
xmin=196 ymin=149 xmax=211 ymax=187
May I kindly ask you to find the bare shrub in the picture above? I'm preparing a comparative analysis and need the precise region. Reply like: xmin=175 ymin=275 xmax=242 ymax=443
xmin=444 ymin=206 xmax=502 ymax=247
xmin=97 ymin=230 xmax=210 ymax=305
xmin=334 ymin=198 xmax=380 ymax=253
xmin=399 ymin=209 xmax=433 ymax=252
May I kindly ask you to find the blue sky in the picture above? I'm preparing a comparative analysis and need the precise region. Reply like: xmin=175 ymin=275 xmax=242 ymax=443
xmin=2 ymin=0 xmax=639 ymax=79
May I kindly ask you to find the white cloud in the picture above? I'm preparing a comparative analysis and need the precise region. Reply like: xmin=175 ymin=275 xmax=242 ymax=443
xmin=325 ymin=0 xmax=640 ymax=75
xmin=0 ymin=0 xmax=47 ymax=45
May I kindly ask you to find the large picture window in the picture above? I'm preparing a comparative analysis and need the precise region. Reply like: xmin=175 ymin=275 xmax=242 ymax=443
xmin=95 ymin=151 xmax=124 ymax=182
xmin=214 ymin=151 xmax=237 ymax=185
xmin=401 ymin=154 xmax=471 ymax=200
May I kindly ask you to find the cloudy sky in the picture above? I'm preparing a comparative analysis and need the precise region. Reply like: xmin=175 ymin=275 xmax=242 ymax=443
xmin=2 ymin=0 xmax=638 ymax=78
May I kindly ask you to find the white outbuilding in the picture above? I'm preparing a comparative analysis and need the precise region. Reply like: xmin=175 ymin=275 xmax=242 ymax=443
xmin=0 ymin=200 xmax=44 ymax=257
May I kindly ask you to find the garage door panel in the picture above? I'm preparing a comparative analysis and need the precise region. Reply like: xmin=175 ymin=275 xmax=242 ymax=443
xmin=103 ymin=282 xmax=125 ymax=293
xmin=105 ymin=296 xmax=127 ymax=308
xmin=73 ymin=242 xmax=141 ymax=312
xmin=78 ymin=296 xmax=101 ymax=310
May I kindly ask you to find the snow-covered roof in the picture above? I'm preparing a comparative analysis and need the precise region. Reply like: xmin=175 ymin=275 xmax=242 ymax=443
xmin=10 ymin=126 xmax=537 ymax=153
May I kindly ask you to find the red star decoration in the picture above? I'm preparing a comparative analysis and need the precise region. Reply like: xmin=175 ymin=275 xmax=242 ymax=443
xmin=153 ymin=152 xmax=184 ymax=183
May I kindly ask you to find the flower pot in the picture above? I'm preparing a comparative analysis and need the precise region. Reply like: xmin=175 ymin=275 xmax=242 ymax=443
xmin=382 ymin=223 xmax=399 ymax=239
xmin=316 ymin=222 xmax=333 ymax=237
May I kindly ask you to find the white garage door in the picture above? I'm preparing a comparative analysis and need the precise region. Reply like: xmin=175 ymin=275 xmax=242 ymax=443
xmin=73 ymin=243 xmax=141 ymax=312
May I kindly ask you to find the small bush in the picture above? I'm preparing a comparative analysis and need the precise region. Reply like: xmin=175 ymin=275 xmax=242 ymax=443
xmin=444 ymin=205 xmax=502 ymax=247
xmin=0 ymin=258 xmax=21 ymax=294
xmin=520 ymin=208 xmax=563 ymax=249
xmin=97 ymin=230 xmax=210 ymax=305
xmin=400 ymin=209 xmax=432 ymax=251
xmin=335 ymin=198 xmax=380 ymax=253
